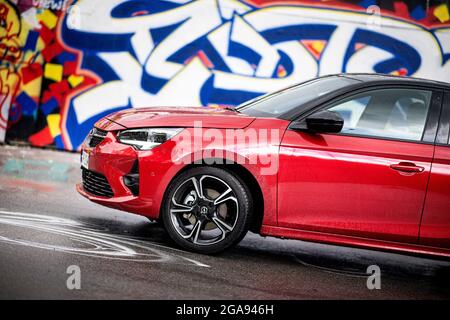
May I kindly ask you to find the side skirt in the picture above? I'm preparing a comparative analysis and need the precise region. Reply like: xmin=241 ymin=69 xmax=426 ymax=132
xmin=260 ymin=225 xmax=450 ymax=260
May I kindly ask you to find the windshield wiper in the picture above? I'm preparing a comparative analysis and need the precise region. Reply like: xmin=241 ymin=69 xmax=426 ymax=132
xmin=223 ymin=106 xmax=240 ymax=113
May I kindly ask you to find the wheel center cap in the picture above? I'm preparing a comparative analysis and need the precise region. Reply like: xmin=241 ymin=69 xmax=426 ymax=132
xmin=200 ymin=206 xmax=209 ymax=215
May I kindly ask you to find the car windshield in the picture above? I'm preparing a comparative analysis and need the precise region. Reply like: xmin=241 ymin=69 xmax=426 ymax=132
xmin=237 ymin=76 xmax=358 ymax=117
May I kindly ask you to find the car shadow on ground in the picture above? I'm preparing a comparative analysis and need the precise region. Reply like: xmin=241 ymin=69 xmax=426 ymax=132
xmin=233 ymin=235 xmax=450 ymax=296
xmin=79 ymin=214 xmax=450 ymax=296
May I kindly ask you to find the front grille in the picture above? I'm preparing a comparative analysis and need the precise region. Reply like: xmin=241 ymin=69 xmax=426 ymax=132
xmin=89 ymin=129 xmax=107 ymax=147
xmin=82 ymin=169 xmax=114 ymax=198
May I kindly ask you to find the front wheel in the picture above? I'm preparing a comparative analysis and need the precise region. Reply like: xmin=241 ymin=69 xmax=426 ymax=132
xmin=161 ymin=167 xmax=253 ymax=254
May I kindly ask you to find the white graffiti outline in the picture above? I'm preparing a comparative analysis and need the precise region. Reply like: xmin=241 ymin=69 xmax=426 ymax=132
xmin=60 ymin=0 xmax=450 ymax=149
xmin=0 ymin=210 xmax=210 ymax=267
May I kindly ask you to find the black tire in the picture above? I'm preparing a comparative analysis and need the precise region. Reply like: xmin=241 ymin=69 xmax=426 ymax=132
xmin=161 ymin=166 xmax=253 ymax=254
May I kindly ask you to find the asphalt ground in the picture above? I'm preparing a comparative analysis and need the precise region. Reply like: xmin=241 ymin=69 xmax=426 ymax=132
xmin=1 ymin=145 xmax=449 ymax=299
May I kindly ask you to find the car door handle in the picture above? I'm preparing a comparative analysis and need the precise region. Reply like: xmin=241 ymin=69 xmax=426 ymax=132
xmin=390 ymin=162 xmax=425 ymax=173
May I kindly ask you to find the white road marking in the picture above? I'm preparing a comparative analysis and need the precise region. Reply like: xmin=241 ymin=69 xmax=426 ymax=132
xmin=0 ymin=210 xmax=210 ymax=268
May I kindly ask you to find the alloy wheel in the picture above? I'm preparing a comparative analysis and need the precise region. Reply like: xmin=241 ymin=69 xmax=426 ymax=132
xmin=169 ymin=175 xmax=239 ymax=246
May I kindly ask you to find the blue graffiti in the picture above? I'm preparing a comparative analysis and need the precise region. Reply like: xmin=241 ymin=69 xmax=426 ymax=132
xmin=60 ymin=0 xmax=450 ymax=150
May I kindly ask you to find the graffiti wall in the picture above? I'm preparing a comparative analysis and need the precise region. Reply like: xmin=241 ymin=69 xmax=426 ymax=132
xmin=1 ymin=0 xmax=450 ymax=151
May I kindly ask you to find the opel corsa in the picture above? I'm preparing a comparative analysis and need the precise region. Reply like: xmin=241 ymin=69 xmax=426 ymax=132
xmin=77 ymin=74 xmax=450 ymax=257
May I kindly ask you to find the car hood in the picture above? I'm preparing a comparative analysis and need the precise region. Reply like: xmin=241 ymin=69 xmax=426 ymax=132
xmin=98 ymin=107 xmax=256 ymax=130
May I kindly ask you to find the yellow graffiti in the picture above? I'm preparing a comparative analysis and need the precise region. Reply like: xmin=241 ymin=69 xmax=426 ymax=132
xmin=0 ymin=0 xmax=22 ymax=64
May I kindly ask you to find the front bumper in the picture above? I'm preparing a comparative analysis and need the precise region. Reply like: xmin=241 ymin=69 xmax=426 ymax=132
xmin=76 ymin=129 xmax=157 ymax=217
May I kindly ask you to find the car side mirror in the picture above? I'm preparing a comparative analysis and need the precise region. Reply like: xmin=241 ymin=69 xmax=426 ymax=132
xmin=290 ymin=110 xmax=344 ymax=134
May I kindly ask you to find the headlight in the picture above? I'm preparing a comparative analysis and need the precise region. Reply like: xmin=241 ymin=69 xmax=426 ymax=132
xmin=117 ymin=128 xmax=183 ymax=150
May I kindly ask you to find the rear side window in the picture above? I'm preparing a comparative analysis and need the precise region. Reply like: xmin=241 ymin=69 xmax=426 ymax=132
xmin=328 ymin=88 xmax=432 ymax=142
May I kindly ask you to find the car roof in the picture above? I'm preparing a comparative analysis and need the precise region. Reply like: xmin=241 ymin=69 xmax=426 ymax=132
xmin=341 ymin=73 xmax=450 ymax=90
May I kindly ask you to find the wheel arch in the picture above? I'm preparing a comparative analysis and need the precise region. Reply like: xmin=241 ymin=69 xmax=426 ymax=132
xmin=160 ymin=159 xmax=265 ymax=234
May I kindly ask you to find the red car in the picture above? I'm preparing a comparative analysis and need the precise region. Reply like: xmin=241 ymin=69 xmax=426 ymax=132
xmin=77 ymin=74 xmax=450 ymax=257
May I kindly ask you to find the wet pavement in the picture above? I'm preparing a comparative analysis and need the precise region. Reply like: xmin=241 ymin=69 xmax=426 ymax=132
xmin=0 ymin=145 xmax=449 ymax=299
